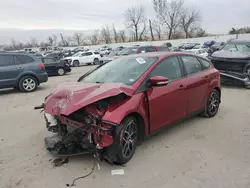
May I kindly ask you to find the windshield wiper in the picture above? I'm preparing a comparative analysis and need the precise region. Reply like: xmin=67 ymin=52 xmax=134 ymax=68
xmin=95 ymin=81 xmax=104 ymax=84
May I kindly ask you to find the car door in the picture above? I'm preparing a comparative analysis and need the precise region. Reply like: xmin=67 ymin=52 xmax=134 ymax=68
xmin=146 ymin=56 xmax=188 ymax=132
xmin=85 ymin=52 xmax=94 ymax=63
xmin=78 ymin=52 xmax=87 ymax=65
xmin=43 ymin=58 xmax=57 ymax=74
xmin=0 ymin=54 xmax=20 ymax=88
xmin=179 ymin=55 xmax=210 ymax=114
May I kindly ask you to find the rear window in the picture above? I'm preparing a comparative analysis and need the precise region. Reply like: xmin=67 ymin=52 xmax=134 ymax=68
xmin=16 ymin=55 xmax=34 ymax=64
xmin=156 ymin=46 xmax=170 ymax=52
xmin=0 ymin=55 xmax=15 ymax=66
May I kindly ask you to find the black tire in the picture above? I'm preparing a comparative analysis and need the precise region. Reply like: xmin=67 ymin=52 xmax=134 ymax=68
xmin=73 ymin=60 xmax=80 ymax=67
xmin=201 ymin=89 xmax=220 ymax=118
xmin=57 ymin=68 xmax=65 ymax=76
xmin=93 ymin=58 xmax=99 ymax=65
xmin=19 ymin=75 xmax=38 ymax=92
xmin=115 ymin=116 xmax=138 ymax=164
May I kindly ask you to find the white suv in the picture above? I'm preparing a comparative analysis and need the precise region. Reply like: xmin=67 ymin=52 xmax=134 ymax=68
xmin=65 ymin=51 xmax=101 ymax=67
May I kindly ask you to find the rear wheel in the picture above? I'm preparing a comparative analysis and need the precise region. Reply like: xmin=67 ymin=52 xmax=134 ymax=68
xmin=57 ymin=68 xmax=65 ymax=76
xmin=19 ymin=76 xmax=38 ymax=92
xmin=93 ymin=58 xmax=99 ymax=65
xmin=73 ymin=60 xmax=79 ymax=67
xmin=115 ymin=116 xmax=138 ymax=164
xmin=202 ymin=89 xmax=220 ymax=117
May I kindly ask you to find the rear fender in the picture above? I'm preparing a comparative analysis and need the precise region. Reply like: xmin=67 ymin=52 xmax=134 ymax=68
xmin=102 ymin=93 xmax=149 ymax=136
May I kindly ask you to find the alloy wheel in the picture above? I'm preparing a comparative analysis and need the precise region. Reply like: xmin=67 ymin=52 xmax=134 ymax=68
xmin=208 ymin=92 xmax=219 ymax=115
xmin=57 ymin=68 xmax=65 ymax=76
xmin=122 ymin=120 xmax=137 ymax=158
xmin=22 ymin=78 xmax=36 ymax=91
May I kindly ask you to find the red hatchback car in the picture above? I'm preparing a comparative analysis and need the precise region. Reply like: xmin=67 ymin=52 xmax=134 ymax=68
xmin=40 ymin=52 xmax=221 ymax=164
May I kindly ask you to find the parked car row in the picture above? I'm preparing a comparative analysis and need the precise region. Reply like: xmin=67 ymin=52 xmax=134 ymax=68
xmin=0 ymin=52 xmax=72 ymax=92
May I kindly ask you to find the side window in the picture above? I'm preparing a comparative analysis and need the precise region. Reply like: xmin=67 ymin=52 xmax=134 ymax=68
xmin=44 ymin=58 xmax=56 ymax=64
xmin=0 ymin=55 xmax=15 ymax=66
xmin=94 ymin=52 xmax=99 ymax=55
xmin=80 ymin=53 xmax=86 ymax=57
xmin=150 ymin=56 xmax=182 ymax=81
xmin=199 ymin=58 xmax=211 ymax=69
xmin=156 ymin=46 xmax=170 ymax=52
xmin=138 ymin=47 xmax=146 ymax=53
xmin=146 ymin=47 xmax=155 ymax=52
xmin=86 ymin=52 xmax=93 ymax=56
xmin=181 ymin=56 xmax=202 ymax=75
xmin=16 ymin=55 xmax=34 ymax=64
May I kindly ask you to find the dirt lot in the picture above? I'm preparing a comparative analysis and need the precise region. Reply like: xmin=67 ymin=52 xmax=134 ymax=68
xmin=0 ymin=66 xmax=250 ymax=188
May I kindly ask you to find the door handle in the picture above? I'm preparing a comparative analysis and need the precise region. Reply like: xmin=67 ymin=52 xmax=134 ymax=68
xmin=17 ymin=67 xmax=24 ymax=70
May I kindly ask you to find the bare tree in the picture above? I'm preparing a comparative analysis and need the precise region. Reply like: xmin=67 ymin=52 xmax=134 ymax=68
xmin=151 ymin=20 xmax=162 ymax=40
xmin=153 ymin=0 xmax=184 ymax=39
xmin=73 ymin=32 xmax=84 ymax=46
xmin=194 ymin=28 xmax=208 ymax=37
xmin=139 ymin=24 xmax=147 ymax=41
xmin=90 ymin=30 xmax=99 ymax=45
xmin=124 ymin=5 xmax=146 ymax=41
xmin=119 ymin=30 xmax=126 ymax=42
xmin=113 ymin=25 xmax=119 ymax=43
xmin=101 ymin=26 xmax=112 ymax=44
xmin=180 ymin=7 xmax=201 ymax=38
xmin=149 ymin=19 xmax=154 ymax=41
xmin=59 ymin=33 xmax=70 ymax=47
xmin=52 ymin=35 xmax=57 ymax=46
xmin=30 ymin=37 xmax=38 ymax=47
xmin=48 ymin=36 xmax=53 ymax=46
xmin=11 ymin=39 xmax=17 ymax=49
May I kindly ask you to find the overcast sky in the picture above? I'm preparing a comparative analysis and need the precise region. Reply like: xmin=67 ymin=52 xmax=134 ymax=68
xmin=0 ymin=0 xmax=249 ymax=34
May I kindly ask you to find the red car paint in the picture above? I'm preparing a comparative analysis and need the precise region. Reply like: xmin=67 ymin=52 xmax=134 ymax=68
xmin=44 ymin=52 xmax=221 ymax=148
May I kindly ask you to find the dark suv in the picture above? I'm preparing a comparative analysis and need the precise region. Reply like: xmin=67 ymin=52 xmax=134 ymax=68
xmin=0 ymin=52 xmax=48 ymax=92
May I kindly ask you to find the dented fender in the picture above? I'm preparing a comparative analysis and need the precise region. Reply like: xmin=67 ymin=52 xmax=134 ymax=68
xmin=102 ymin=92 xmax=150 ymax=136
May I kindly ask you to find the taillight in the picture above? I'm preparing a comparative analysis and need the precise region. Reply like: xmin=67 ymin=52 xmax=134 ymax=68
xmin=39 ymin=63 xmax=45 ymax=69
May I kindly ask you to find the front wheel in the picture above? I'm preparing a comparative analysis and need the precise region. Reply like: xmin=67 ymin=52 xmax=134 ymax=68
xmin=202 ymin=89 xmax=220 ymax=117
xmin=115 ymin=117 xmax=138 ymax=164
xmin=73 ymin=60 xmax=79 ymax=67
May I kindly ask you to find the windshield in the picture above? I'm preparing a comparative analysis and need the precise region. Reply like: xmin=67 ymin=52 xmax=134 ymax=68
xmin=72 ymin=52 xmax=82 ymax=57
xmin=108 ymin=50 xmax=118 ymax=56
xmin=82 ymin=57 xmax=158 ymax=85
xmin=118 ymin=48 xmax=137 ymax=56
xmin=221 ymin=43 xmax=250 ymax=52
xmin=193 ymin=45 xmax=201 ymax=49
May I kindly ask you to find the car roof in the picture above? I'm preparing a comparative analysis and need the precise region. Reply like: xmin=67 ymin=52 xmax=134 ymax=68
xmin=116 ymin=51 xmax=198 ymax=59
xmin=0 ymin=52 xmax=34 ymax=56
xmin=228 ymin=39 xmax=250 ymax=44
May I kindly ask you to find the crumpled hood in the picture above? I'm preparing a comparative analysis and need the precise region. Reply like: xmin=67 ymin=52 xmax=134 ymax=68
xmin=212 ymin=50 xmax=250 ymax=59
xmin=44 ymin=82 xmax=134 ymax=116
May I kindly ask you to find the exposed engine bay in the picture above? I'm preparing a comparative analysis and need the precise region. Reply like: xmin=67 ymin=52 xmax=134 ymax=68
xmin=35 ymin=94 xmax=128 ymax=163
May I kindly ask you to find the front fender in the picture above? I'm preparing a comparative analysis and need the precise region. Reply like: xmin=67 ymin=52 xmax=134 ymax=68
xmin=102 ymin=92 xmax=149 ymax=136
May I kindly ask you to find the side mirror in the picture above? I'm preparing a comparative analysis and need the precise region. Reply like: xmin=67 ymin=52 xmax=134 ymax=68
xmin=149 ymin=76 xmax=169 ymax=87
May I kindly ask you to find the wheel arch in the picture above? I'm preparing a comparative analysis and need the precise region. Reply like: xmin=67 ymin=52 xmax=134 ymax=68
xmin=122 ymin=112 xmax=146 ymax=142
xmin=214 ymin=87 xmax=221 ymax=102
xmin=16 ymin=73 xmax=40 ymax=87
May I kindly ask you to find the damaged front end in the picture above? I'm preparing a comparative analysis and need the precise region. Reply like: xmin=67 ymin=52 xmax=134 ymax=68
xmin=209 ymin=52 xmax=250 ymax=87
xmin=36 ymin=82 xmax=134 ymax=163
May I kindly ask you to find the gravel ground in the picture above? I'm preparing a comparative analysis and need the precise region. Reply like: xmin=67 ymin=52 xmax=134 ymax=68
xmin=0 ymin=66 xmax=250 ymax=188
